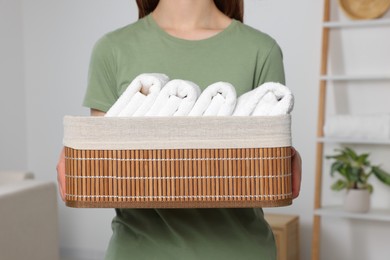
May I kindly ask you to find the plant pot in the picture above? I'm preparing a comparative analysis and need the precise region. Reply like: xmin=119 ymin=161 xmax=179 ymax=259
xmin=344 ymin=189 xmax=371 ymax=213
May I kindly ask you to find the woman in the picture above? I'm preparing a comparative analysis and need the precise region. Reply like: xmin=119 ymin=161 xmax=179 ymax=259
xmin=57 ymin=1 xmax=302 ymax=259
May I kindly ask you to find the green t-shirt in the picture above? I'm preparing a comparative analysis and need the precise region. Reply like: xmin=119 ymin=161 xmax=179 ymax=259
xmin=83 ymin=14 xmax=285 ymax=260
xmin=83 ymin=14 xmax=285 ymax=112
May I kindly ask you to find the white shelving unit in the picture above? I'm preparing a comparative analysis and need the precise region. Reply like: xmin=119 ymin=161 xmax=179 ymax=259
xmin=314 ymin=206 xmax=390 ymax=222
xmin=319 ymin=74 xmax=390 ymax=81
xmin=311 ymin=1 xmax=390 ymax=259
xmin=323 ymin=18 xmax=390 ymax=28
xmin=317 ymin=137 xmax=390 ymax=145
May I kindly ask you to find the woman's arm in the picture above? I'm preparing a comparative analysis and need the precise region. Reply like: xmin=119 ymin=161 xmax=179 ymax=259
xmin=56 ymin=109 xmax=105 ymax=201
xmin=91 ymin=108 xmax=106 ymax=117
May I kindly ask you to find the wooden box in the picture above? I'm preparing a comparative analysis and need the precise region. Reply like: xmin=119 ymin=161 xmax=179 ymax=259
xmin=265 ymin=213 xmax=300 ymax=260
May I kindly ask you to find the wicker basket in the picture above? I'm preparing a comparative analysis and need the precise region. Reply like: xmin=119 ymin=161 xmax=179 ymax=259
xmin=338 ymin=0 xmax=390 ymax=20
xmin=63 ymin=115 xmax=293 ymax=208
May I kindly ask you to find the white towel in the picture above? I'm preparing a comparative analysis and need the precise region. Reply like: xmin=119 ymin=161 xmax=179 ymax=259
xmin=324 ymin=114 xmax=390 ymax=140
xmin=117 ymin=92 xmax=146 ymax=116
xmin=105 ymin=73 xmax=169 ymax=117
xmin=146 ymin=79 xmax=201 ymax=116
xmin=189 ymin=82 xmax=237 ymax=116
xmin=233 ymin=82 xmax=294 ymax=116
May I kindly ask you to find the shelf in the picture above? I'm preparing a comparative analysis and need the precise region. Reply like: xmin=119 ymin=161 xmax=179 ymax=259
xmin=320 ymin=74 xmax=390 ymax=81
xmin=311 ymin=0 xmax=390 ymax=260
xmin=313 ymin=1 xmax=390 ymax=258
xmin=318 ymin=137 xmax=390 ymax=145
xmin=314 ymin=206 xmax=390 ymax=222
xmin=323 ymin=19 xmax=390 ymax=29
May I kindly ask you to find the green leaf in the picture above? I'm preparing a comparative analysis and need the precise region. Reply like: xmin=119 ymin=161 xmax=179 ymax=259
xmin=338 ymin=166 xmax=349 ymax=179
xmin=357 ymin=153 xmax=370 ymax=166
xmin=349 ymin=167 xmax=361 ymax=182
xmin=366 ymin=184 xmax=374 ymax=194
xmin=331 ymin=179 xmax=347 ymax=191
xmin=345 ymin=147 xmax=358 ymax=161
xmin=360 ymin=171 xmax=370 ymax=184
xmin=330 ymin=161 xmax=344 ymax=177
xmin=372 ymin=166 xmax=390 ymax=186
xmin=326 ymin=154 xmax=347 ymax=162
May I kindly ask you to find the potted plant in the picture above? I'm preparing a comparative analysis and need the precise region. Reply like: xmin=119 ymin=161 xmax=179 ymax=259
xmin=326 ymin=146 xmax=390 ymax=213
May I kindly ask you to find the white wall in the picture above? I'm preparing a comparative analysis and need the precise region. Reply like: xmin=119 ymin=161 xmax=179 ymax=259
xmin=0 ymin=0 xmax=28 ymax=171
xmin=20 ymin=0 xmax=136 ymax=257
xmin=2 ymin=0 xmax=390 ymax=259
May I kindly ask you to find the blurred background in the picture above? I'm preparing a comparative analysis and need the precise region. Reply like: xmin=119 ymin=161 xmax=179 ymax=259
xmin=1 ymin=0 xmax=390 ymax=259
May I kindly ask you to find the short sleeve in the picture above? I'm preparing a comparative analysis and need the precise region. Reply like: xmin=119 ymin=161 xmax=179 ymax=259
xmin=255 ymin=41 xmax=286 ymax=87
xmin=82 ymin=36 xmax=118 ymax=112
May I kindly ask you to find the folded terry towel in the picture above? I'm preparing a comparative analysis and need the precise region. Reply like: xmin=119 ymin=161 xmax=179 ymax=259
xmin=118 ymin=92 xmax=146 ymax=116
xmin=105 ymin=73 xmax=169 ymax=117
xmin=233 ymin=82 xmax=294 ymax=116
xmin=324 ymin=114 xmax=390 ymax=140
xmin=188 ymin=82 xmax=237 ymax=116
xmin=146 ymin=79 xmax=201 ymax=116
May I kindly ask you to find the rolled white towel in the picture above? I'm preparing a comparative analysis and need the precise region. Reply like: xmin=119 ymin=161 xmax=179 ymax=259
xmin=188 ymin=82 xmax=237 ymax=116
xmin=324 ymin=114 xmax=390 ymax=140
xmin=117 ymin=92 xmax=146 ymax=116
xmin=146 ymin=79 xmax=201 ymax=116
xmin=233 ymin=82 xmax=294 ymax=116
xmin=203 ymin=93 xmax=225 ymax=116
xmin=252 ymin=92 xmax=279 ymax=115
xmin=106 ymin=73 xmax=169 ymax=117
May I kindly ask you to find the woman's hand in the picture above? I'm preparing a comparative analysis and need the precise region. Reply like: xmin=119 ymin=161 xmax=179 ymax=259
xmin=56 ymin=147 xmax=66 ymax=201
xmin=291 ymin=147 xmax=302 ymax=199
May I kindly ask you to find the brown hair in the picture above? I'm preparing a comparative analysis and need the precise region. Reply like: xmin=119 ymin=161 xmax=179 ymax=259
xmin=135 ymin=0 xmax=244 ymax=22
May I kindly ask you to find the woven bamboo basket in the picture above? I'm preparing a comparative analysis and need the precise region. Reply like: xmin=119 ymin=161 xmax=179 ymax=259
xmin=338 ymin=0 xmax=390 ymax=20
xmin=63 ymin=115 xmax=293 ymax=208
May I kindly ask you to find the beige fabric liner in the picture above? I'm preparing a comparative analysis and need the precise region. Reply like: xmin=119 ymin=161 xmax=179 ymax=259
xmin=63 ymin=115 xmax=291 ymax=150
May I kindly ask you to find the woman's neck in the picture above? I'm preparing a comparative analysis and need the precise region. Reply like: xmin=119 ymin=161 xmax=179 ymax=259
xmin=152 ymin=0 xmax=232 ymax=40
